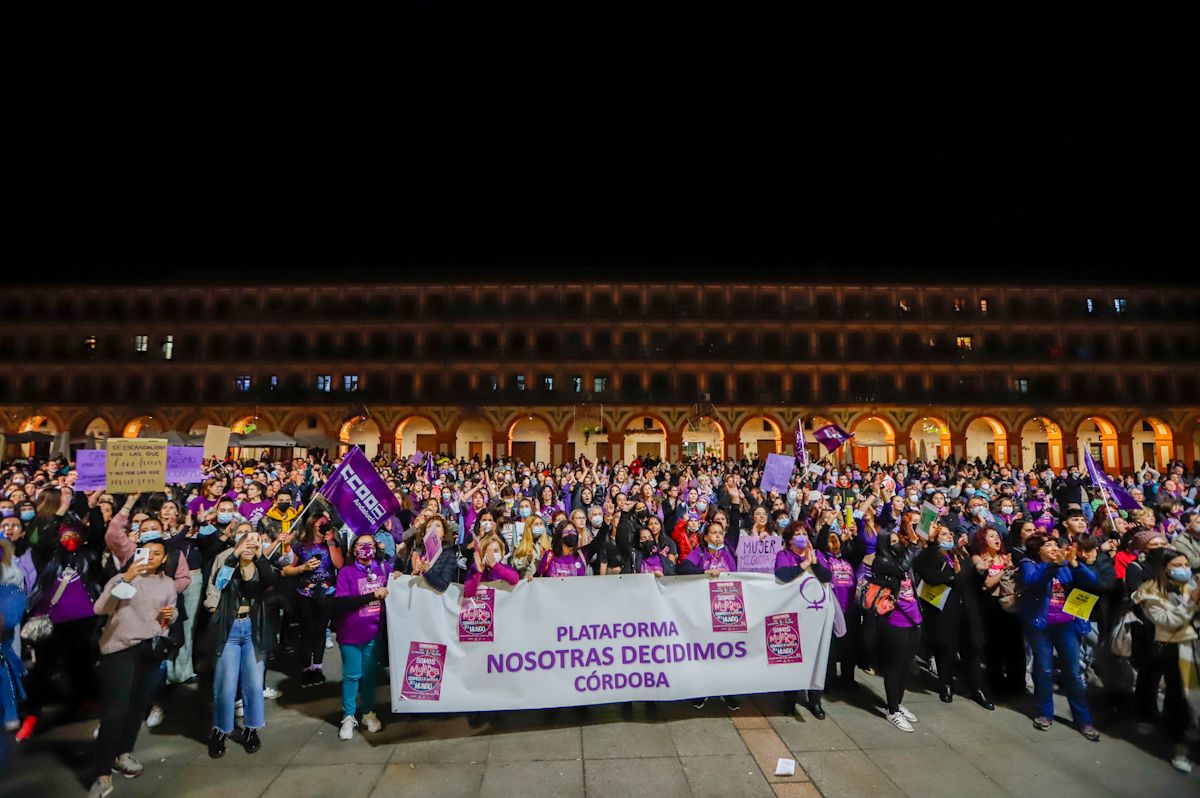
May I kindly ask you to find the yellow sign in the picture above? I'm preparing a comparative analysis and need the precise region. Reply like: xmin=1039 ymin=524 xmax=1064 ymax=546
xmin=106 ymin=438 xmax=168 ymax=493
xmin=917 ymin=580 xmax=951 ymax=610
xmin=1063 ymin=589 xmax=1099 ymax=621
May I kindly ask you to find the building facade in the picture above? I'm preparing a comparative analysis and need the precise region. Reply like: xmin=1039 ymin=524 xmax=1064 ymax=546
xmin=2 ymin=281 xmax=1198 ymax=473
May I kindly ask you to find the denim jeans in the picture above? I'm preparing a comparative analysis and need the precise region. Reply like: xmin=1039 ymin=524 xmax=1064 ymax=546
xmin=213 ymin=618 xmax=265 ymax=734
xmin=340 ymin=639 xmax=379 ymax=719
xmin=1026 ymin=621 xmax=1092 ymax=726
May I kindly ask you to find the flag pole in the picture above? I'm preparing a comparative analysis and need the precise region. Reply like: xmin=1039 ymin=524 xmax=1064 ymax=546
xmin=1085 ymin=448 xmax=1118 ymax=535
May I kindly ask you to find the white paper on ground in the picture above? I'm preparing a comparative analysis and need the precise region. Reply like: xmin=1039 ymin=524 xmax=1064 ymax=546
xmin=775 ymin=758 xmax=796 ymax=776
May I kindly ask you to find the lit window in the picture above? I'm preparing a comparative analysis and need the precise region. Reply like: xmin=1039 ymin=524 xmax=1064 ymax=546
xmin=84 ymin=335 xmax=97 ymax=351
xmin=344 ymin=374 xmax=359 ymax=392
xmin=572 ymin=375 xmax=582 ymax=393
xmin=1085 ymin=298 xmax=1095 ymax=314
xmin=898 ymin=300 xmax=910 ymax=313
xmin=979 ymin=299 xmax=988 ymax=314
xmin=487 ymin=375 xmax=499 ymax=391
xmin=594 ymin=376 xmax=608 ymax=393
xmin=515 ymin=374 xmax=526 ymax=391
xmin=235 ymin=375 xmax=252 ymax=392
xmin=161 ymin=334 xmax=174 ymax=360
xmin=134 ymin=335 xmax=149 ymax=352
xmin=269 ymin=375 xmax=278 ymax=390
xmin=1113 ymin=298 xmax=1128 ymax=313
xmin=316 ymin=375 xmax=332 ymax=392
xmin=1015 ymin=378 xmax=1029 ymax=394
xmin=953 ymin=298 xmax=964 ymax=312
xmin=542 ymin=375 xmax=554 ymax=391
xmin=956 ymin=336 xmax=973 ymax=350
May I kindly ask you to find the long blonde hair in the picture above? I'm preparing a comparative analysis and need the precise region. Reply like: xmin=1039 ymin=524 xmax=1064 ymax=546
xmin=513 ymin=515 xmax=550 ymax=562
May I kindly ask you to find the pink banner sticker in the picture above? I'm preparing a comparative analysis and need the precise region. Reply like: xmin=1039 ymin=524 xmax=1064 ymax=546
xmin=400 ymin=641 xmax=447 ymax=701
xmin=765 ymin=612 xmax=803 ymax=665
xmin=708 ymin=581 xmax=747 ymax=633
xmin=458 ymin=586 xmax=495 ymax=643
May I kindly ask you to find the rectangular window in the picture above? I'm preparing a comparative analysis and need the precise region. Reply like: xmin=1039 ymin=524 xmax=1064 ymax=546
xmin=1015 ymin=378 xmax=1029 ymax=394
xmin=134 ymin=334 xmax=149 ymax=352
xmin=316 ymin=375 xmax=332 ymax=392
xmin=84 ymin=335 xmax=97 ymax=351
xmin=235 ymin=375 xmax=252 ymax=392
xmin=1113 ymin=298 xmax=1128 ymax=313
xmin=953 ymin=298 xmax=964 ymax=312
xmin=572 ymin=375 xmax=582 ymax=393
xmin=344 ymin=374 xmax=359 ymax=392
xmin=979 ymin=299 xmax=988 ymax=314
xmin=269 ymin=375 xmax=278 ymax=390
xmin=487 ymin=374 xmax=499 ymax=391
xmin=515 ymin=374 xmax=526 ymax=391
xmin=898 ymin=299 xmax=910 ymax=314
xmin=593 ymin=376 xmax=608 ymax=393
xmin=956 ymin=336 xmax=973 ymax=350
xmin=542 ymin=375 xmax=554 ymax=391
xmin=161 ymin=334 xmax=174 ymax=360
xmin=1085 ymin=298 xmax=1095 ymax=314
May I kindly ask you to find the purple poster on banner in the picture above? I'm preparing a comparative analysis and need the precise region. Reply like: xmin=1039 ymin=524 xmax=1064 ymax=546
xmin=401 ymin=641 xmax=447 ymax=701
xmin=765 ymin=612 xmax=803 ymax=664
xmin=319 ymin=447 xmax=401 ymax=536
xmin=165 ymin=446 xmax=204 ymax=484
xmin=708 ymin=581 xmax=747 ymax=633
xmin=458 ymin=587 xmax=495 ymax=642
xmin=759 ymin=453 xmax=794 ymax=494
xmin=75 ymin=450 xmax=107 ymax=491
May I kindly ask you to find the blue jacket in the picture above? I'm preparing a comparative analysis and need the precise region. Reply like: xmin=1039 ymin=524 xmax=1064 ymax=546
xmin=1017 ymin=559 xmax=1098 ymax=633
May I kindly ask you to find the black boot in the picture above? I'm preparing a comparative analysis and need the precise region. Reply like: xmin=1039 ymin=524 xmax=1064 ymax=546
xmin=808 ymin=691 xmax=826 ymax=720
xmin=207 ymin=729 xmax=226 ymax=759
xmin=939 ymin=684 xmax=954 ymax=703
xmin=970 ymin=690 xmax=995 ymax=711
xmin=241 ymin=729 xmax=261 ymax=753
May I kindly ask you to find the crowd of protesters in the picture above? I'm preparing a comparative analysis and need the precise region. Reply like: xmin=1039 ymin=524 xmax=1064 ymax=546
xmin=1 ymin=443 xmax=1199 ymax=796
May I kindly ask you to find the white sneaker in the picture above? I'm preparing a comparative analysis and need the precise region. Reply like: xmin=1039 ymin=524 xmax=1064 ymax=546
xmin=263 ymin=686 xmax=282 ymax=700
xmin=145 ymin=705 xmax=164 ymax=728
xmin=362 ymin=711 xmax=382 ymax=733
xmin=111 ymin=753 xmax=143 ymax=779
xmin=4 ymin=719 xmax=20 ymax=732
xmin=325 ymin=636 xmax=334 ymax=650
xmin=93 ymin=723 xmax=101 ymax=740
xmin=886 ymin=712 xmax=914 ymax=733
xmin=897 ymin=704 xmax=918 ymax=724
xmin=338 ymin=715 xmax=358 ymax=741
xmin=1171 ymin=754 xmax=1192 ymax=773
xmin=235 ymin=699 xmax=244 ymax=718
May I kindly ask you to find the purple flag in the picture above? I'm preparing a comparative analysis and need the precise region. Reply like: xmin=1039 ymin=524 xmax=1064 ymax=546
xmin=425 ymin=451 xmax=436 ymax=481
xmin=1083 ymin=447 xmax=1141 ymax=511
xmin=319 ymin=447 xmax=402 ymax=536
xmin=794 ymin=419 xmax=808 ymax=472
xmin=760 ymin=453 xmax=794 ymax=494
xmin=813 ymin=423 xmax=853 ymax=454
xmin=75 ymin=450 xmax=107 ymax=491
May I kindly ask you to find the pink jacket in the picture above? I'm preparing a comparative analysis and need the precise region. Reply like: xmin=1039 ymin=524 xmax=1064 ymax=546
xmin=106 ymin=512 xmax=193 ymax=594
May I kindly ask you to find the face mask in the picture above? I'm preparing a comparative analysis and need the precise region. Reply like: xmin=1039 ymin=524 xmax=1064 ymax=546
xmin=130 ymin=521 xmax=142 ymax=533
xmin=972 ymin=506 xmax=986 ymax=517
xmin=214 ymin=564 xmax=235 ymax=591
xmin=519 ymin=507 xmax=532 ymax=519
xmin=939 ymin=540 xmax=955 ymax=551
xmin=562 ymin=532 xmax=579 ymax=548
xmin=0 ymin=509 xmax=12 ymax=518
xmin=1001 ymin=505 xmax=1013 ymax=514
xmin=792 ymin=536 xmax=808 ymax=550
xmin=354 ymin=543 xmax=375 ymax=559
xmin=198 ymin=524 xmax=217 ymax=537
xmin=640 ymin=540 xmax=656 ymax=555
xmin=964 ymin=488 xmax=976 ymax=497
xmin=217 ymin=512 xmax=234 ymax=524
xmin=777 ymin=517 xmax=790 ymax=530
xmin=532 ymin=525 xmax=547 ymax=536
xmin=480 ymin=521 xmax=494 ymax=533
xmin=696 ymin=502 xmax=709 ymax=513
xmin=61 ymin=537 xmax=81 ymax=552
xmin=706 ymin=541 xmax=723 ymax=551
xmin=924 ymin=487 xmax=934 ymax=495
xmin=138 ymin=530 xmax=163 ymax=544
xmin=19 ymin=510 xmax=35 ymax=522
xmin=1169 ymin=567 xmax=1192 ymax=583
xmin=589 ymin=515 xmax=603 ymax=527
xmin=277 ymin=502 xmax=291 ymax=511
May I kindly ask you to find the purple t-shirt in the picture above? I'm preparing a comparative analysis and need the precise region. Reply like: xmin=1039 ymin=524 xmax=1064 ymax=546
xmin=538 ymin=551 xmax=588 ymax=577
xmin=818 ymin=551 xmax=855 ymax=612
xmin=640 ymin=554 xmax=665 ymax=574
xmin=888 ymin=571 xmax=922 ymax=628
xmin=333 ymin=560 xmax=391 ymax=645
xmin=684 ymin=546 xmax=737 ymax=573
xmin=1047 ymin=576 xmax=1072 ymax=625
xmin=187 ymin=496 xmax=219 ymax=516
xmin=239 ymin=500 xmax=273 ymax=528
xmin=36 ymin=570 xmax=95 ymax=623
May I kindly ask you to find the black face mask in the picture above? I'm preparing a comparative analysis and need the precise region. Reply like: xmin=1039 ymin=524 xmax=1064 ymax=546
xmin=640 ymin=540 xmax=656 ymax=556
xmin=562 ymin=533 xmax=579 ymax=548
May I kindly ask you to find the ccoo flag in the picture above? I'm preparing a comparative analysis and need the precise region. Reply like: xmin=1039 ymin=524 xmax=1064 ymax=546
xmin=813 ymin=423 xmax=853 ymax=454
xmin=320 ymin=447 xmax=402 ymax=536
xmin=1082 ymin=446 xmax=1141 ymax=511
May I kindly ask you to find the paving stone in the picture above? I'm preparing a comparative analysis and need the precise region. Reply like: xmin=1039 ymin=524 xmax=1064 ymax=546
xmin=583 ymin=756 xmax=693 ymax=797
xmin=680 ymin=753 xmax=775 ymax=798
xmin=768 ymin=712 xmax=858 ymax=753
xmin=667 ymin=717 xmax=748 ymax=757
xmin=582 ymin=721 xmax=678 ymax=759
xmin=795 ymin=751 xmax=905 ymax=798
xmin=388 ymin=734 xmax=490 ymax=764
xmin=480 ymin=759 xmax=584 ymax=798
xmin=262 ymin=763 xmax=385 ymax=798
xmin=368 ymin=762 xmax=485 ymax=798
xmin=739 ymin=728 xmax=809 ymax=783
xmin=865 ymin=746 xmax=1006 ymax=798
xmin=771 ymin=784 xmax=824 ymax=798
xmin=487 ymin=727 xmax=582 ymax=762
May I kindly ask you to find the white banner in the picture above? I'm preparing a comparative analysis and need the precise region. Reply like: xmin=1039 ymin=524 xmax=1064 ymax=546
xmin=385 ymin=572 xmax=836 ymax=713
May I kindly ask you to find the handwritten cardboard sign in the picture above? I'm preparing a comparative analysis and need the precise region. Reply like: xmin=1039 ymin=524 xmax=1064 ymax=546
xmin=106 ymin=438 xmax=168 ymax=493
xmin=736 ymin=534 xmax=783 ymax=574
xmin=202 ymin=425 xmax=232 ymax=460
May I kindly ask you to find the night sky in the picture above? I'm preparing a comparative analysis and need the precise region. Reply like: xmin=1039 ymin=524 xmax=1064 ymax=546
xmin=12 ymin=4 xmax=1193 ymax=283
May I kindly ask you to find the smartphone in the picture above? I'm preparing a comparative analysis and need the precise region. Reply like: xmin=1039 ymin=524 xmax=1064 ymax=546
xmin=134 ymin=547 xmax=150 ymax=565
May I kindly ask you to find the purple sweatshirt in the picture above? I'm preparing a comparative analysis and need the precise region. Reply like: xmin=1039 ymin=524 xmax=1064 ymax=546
xmin=684 ymin=546 xmax=737 ymax=572
xmin=817 ymin=551 xmax=855 ymax=611
xmin=537 ymin=551 xmax=588 ymax=577
xmin=333 ymin=560 xmax=392 ymax=645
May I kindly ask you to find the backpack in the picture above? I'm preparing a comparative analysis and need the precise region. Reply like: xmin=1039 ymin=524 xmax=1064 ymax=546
xmin=1109 ymin=610 xmax=1141 ymax=658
